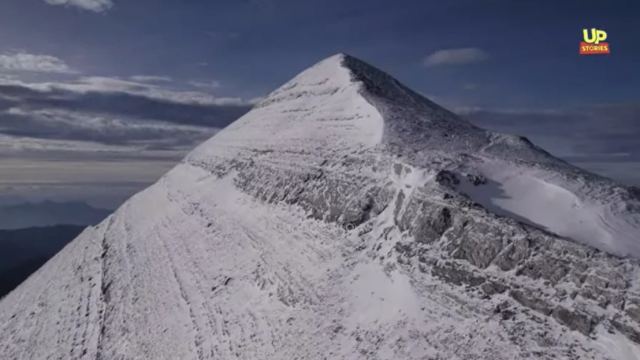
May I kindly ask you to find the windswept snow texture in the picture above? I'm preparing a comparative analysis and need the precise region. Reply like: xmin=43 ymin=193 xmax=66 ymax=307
xmin=456 ymin=159 xmax=640 ymax=258
xmin=193 ymin=54 xmax=640 ymax=258
xmin=1 ymin=54 xmax=640 ymax=360
xmin=200 ymin=55 xmax=385 ymax=155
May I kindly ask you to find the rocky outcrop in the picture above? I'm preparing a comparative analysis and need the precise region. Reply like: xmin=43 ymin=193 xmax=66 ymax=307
xmin=383 ymin=183 xmax=640 ymax=344
xmin=203 ymin=146 xmax=640 ymax=348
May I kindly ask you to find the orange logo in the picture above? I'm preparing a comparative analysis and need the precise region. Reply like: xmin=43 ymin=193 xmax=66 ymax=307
xmin=580 ymin=28 xmax=610 ymax=55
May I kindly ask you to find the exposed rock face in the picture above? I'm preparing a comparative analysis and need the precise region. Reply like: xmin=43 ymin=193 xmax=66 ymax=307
xmin=1 ymin=54 xmax=639 ymax=359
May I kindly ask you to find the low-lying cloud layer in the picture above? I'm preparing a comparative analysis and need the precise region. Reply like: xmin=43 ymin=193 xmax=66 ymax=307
xmin=0 ymin=74 xmax=252 ymax=207
xmin=0 ymin=76 xmax=251 ymax=153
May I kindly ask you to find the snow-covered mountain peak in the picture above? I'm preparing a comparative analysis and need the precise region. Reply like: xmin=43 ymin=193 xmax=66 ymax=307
xmin=186 ymin=53 xmax=640 ymax=260
xmin=189 ymin=53 xmax=493 ymax=167
xmin=2 ymin=54 xmax=640 ymax=360
xmin=189 ymin=53 xmax=386 ymax=157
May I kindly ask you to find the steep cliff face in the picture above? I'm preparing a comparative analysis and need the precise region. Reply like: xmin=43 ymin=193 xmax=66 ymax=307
xmin=1 ymin=54 xmax=639 ymax=360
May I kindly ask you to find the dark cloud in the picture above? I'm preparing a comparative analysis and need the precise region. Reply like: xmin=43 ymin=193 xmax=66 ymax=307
xmin=0 ymin=75 xmax=254 ymax=206
xmin=0 ymin=110 xmax=212 ymax=149
xmin=0 ymin=96 xmax=14 ymax=111
xmin=0 ymin=83 xmax=251 ymax=129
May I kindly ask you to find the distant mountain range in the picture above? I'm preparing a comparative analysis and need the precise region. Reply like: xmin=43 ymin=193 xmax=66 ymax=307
xmin=0 ymin=201 xmax=110 ymax=297
xmin=0 ymin=225 xmax=85 ymax=298
xmin=0 ymin=201 xmax=111 ymax=230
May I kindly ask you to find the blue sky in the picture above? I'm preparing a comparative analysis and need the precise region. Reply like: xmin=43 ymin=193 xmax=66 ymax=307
xmin=1 ymin=0 xmax=637 ymax=106
xmin=0 ymin=0 xmax=638 ymax=207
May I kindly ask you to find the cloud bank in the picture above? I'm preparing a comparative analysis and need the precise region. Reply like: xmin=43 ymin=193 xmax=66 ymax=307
xmin=0 ymin=73 xmax=253 ymax=207
xmin=0 ymin=76 xmax=252 ymax=155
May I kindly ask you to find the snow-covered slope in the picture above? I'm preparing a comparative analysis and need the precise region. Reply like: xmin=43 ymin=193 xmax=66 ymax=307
xmin=1 ymin=54 xmax=640 ymax=360
xmin=455 ymin=158 xmax=640 ymax=258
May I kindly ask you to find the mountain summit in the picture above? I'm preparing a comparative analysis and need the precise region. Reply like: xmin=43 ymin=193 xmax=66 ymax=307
xmin=191 ymin=53 xmax=485 ymax=156
xmin=1 ymin=54 xmax=639 ymax=359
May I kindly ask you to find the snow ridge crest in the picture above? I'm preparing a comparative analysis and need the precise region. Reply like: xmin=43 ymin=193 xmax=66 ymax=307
xmin=245 ymin=53 xmax=487 ymax=153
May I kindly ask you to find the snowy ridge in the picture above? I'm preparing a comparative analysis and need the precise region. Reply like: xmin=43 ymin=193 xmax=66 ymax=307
xmin=190 ymin=53 xmax=640 ymax=259
xmin=454 ymin=158 xmax=640 ymax=258
xmin=344 ymin=54 xmax=489 ymax=153
xmin=1 ymin=54 xmax=640 ymax=359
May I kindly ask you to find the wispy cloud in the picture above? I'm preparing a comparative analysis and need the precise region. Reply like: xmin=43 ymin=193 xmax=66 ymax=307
xmin=0 ymin=71 xmax=252 ymax=207
xmin=188 ymin=80 xmax=222 ymax=90
xmin=129 ymin=75 xmax=173 ymax=83
xmin=0 ymin=52 xmax=77 ymax=74
xmin=0 ymin=76 xmax=253 ymax=155
xmin=4 ymin=76 xmax=245 ymax=106
xmin=423 ymin=48 xmax=489 ymax=67
xmin=44 ymin=0 xmax=114 ymax=13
